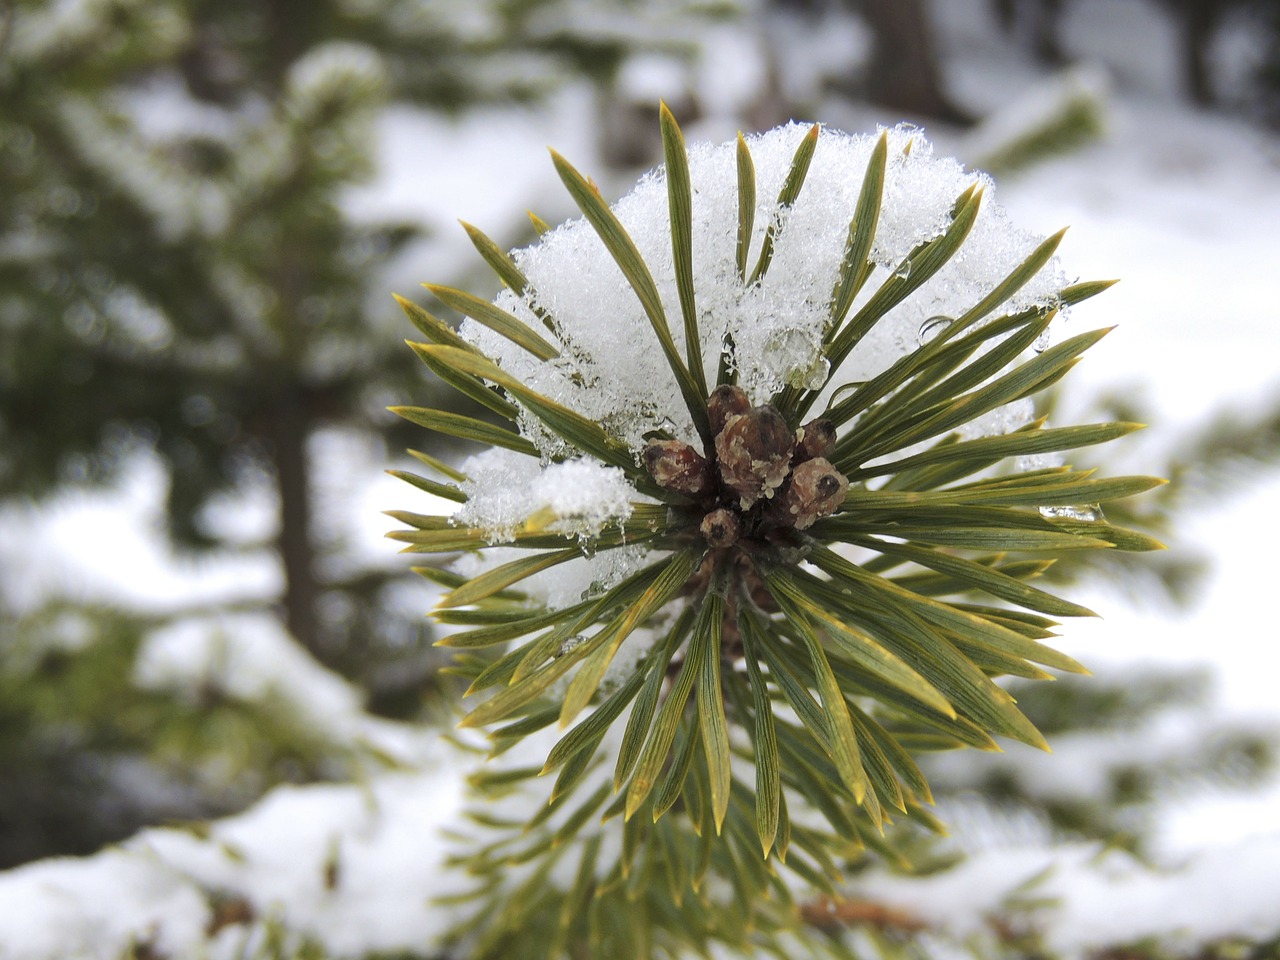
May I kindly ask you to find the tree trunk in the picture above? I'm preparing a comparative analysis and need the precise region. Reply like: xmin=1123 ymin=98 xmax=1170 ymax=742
xmin=260 ymin=0 xmax=326 ymax=662
xmin=855 ymin=0 xmax=972 ymax=124
xmin=992 ymin=0 xmax=1067 ymax=66
xmin=269 ymin=390 xmax=323 ymax=660
xmin=1180 ymin=0 xmax=1221 ymax=106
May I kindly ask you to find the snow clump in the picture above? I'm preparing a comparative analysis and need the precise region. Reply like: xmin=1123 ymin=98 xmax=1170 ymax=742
xmin=454 ymin=123 xmax=1065 ymax=540
xmin=454 ymin=449 xmax=638 ymax=542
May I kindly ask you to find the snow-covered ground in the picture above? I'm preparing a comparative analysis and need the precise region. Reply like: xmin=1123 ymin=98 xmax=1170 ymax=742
xmin=3 ymin=0 xmax=1280 ymax=956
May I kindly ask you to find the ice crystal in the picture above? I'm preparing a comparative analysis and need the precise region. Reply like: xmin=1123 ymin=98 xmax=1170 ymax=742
xmin=460 ymin=123 xmax=1066 ymax=473
xmin=454 ymin=450 xmax=636 ymax=542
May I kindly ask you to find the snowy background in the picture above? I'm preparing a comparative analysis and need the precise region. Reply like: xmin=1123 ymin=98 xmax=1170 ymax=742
xmin=3 ymin=0 xmax=1280 ymax=956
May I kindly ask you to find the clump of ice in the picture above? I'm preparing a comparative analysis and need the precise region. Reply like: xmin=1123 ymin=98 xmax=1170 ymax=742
xmin=454 ymin=449 xmax=636 ymax=542
xmin=452 ymin=544 xmax=654 ymax=610
xmin=458 ymin=122 xmax=1066 ymax=459
xmin=959 ymin=396 xmax=1037 ymax=439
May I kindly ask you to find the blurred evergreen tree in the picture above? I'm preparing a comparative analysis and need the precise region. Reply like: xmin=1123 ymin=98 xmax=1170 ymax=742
xmin=0 ymin=0 xmax=716 ymax=686
xmin=0 ymin=0 xmax=557 ymax=686
xmin=0 ymin=0 xmax=721 ymax=865
xmin=0 ymin=602 xmax=376 ymax=869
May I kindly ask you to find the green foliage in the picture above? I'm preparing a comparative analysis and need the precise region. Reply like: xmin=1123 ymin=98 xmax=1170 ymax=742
xmin=391 ymin=109 xmax=1165 ymax=957
xmin=0 ymin=602 xmax=367 ymax=868
xmin=0 ymin=0 xmax=732 ymax=867
xmin=0 ymin=0 xmax=449 ymax=709
xmin=0 ymin=0 xmax=720 ymax=679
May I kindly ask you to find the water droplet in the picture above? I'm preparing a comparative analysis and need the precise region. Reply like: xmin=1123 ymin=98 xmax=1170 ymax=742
xmin=558 ymin=634 xmax=588 ymax=656
xmin=1039 ymin=504 xmax=1104 ymax=522
xmin=1033 ymin=330 xmax=1052 ymax=354
xmin=764 ymin=329 xmax=829 ymax=391
xmin=787 ymin=356 xmax=829 ymax=391
xmin=894 ymin=260 xmax=913 ymax=280
xmin=824 ymin=380 xmax=867 ymax=412
xmin=918 ymin=315 xmax=952 ymax=345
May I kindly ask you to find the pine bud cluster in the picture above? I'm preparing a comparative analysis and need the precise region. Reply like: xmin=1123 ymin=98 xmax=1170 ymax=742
xmin=644 ymin=384 xmax=849 ymax=550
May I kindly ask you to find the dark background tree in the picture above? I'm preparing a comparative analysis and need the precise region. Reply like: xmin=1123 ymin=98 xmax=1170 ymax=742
xmin=854 ymin=0 xmax=973 ymax=123
xmin=0 ymin=0 xmax=714 ymax=865
xmin=0 ymin=0 xmax=669 ymax=691
xmin=991 ymin=0 xmax=1280 ymax=113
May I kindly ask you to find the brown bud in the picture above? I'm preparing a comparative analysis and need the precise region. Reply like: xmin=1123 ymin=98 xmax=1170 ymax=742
xmin=700 ymin=508 xmax=741 ymax=548
xmin=772 ymin=457 xmax=848 ymax=530
xmin=794 ymin=418 xmax=837 ymax=463
xmin=707 ymin=384 xmax=751 ymax=436
xmin=714 ymin=404 xmax=795 ymax=508
xmin=642 ymin=440 xmax=713 ymax=497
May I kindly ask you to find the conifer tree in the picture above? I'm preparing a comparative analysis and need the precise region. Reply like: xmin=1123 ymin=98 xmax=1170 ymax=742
xmin=0 ymin=0 xmax=716 ymax=864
